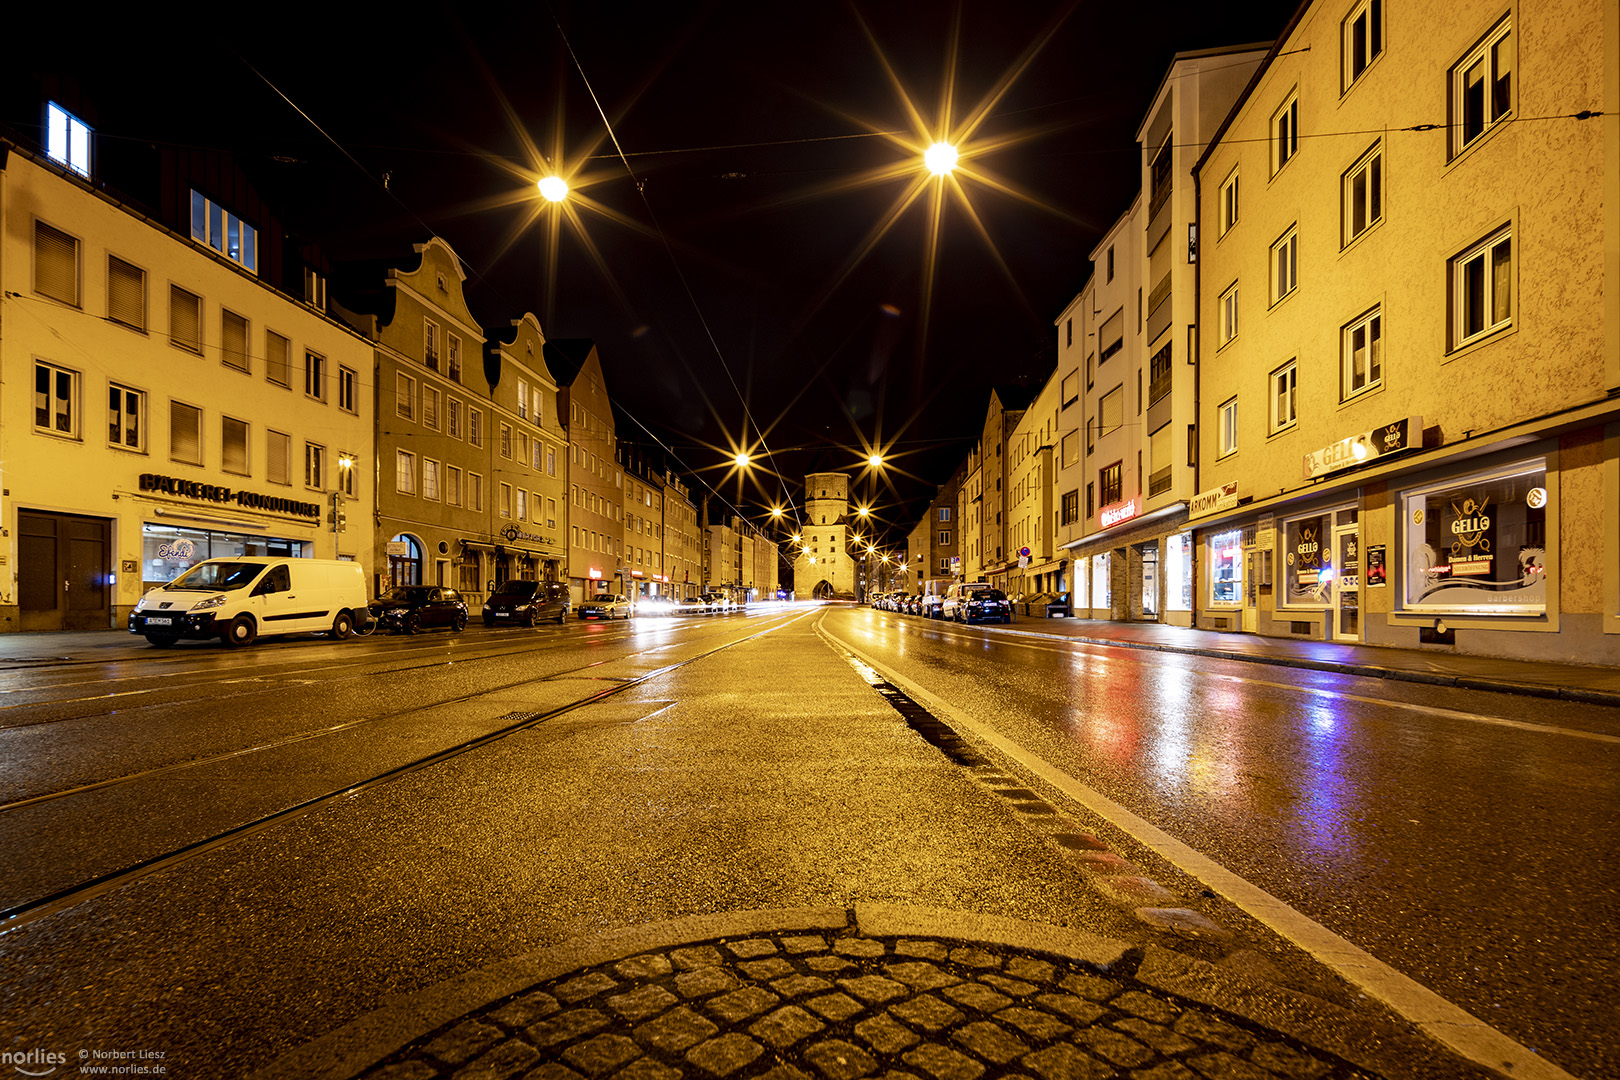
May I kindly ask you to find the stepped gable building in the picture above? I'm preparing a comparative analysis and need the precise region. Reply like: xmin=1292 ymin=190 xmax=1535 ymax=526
xmin=793 ymin=471 xmax=857 ymax=600
xmin=544 ymin=339 xmax=624 ymax=605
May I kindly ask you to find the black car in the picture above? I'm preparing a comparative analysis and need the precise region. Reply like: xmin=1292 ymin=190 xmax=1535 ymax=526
xmin=370 ymin=586 xmax=469 ymax=634
xmin=960 ymin=588 xmax=1014 ymax=625
xmin=483 ymin=579 xmax=570 ymax=626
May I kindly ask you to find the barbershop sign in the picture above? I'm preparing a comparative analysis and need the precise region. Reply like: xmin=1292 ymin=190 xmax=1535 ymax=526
xmin=139 ymin=473 xmax=320 ymax=519
xmin=1303 ymin=416 xmax=1420 ymax=480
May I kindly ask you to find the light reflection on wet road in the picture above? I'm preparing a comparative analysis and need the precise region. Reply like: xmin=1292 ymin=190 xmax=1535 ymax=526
xmin=824 ymin=607 xmax=1619 ymax=1080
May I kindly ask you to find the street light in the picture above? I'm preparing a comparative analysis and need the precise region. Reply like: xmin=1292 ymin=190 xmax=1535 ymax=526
xmin=734 ymin=452 xmax=751 ymax=468
xmin=857 ymin=506 xmax=871 ymax=518
xmin=924 ymin=142 xmax=959 ymax=177
xmin=538 ymin=176 xmax=568 ymax=202
xmin=867 ymin=453 xmax=884 ymax=468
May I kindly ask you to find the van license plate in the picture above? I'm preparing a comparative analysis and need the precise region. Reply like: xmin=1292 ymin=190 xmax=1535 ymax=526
xmin=147 ymin=617 xmax=172 ymax=626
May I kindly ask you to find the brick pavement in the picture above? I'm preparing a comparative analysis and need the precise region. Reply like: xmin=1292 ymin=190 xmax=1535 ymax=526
xmin=355 ymin=928 xmax=1379 ymax=1080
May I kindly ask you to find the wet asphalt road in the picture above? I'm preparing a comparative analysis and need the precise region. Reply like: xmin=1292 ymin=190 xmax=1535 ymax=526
xmin=818 ymin=607 xmax=1620 ymax=1080
xmin=0 ymin=604 xmax=1613 ymax=1079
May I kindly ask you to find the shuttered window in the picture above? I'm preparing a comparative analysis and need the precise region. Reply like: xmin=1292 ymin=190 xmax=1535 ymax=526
xmin=34 ymin=221 xmax=79 ymax=306
xmin=108 ymin=257 xmax=145 ymax=329
xmin=222 ymin=310 xmax=249 ymax=370
xmin=169 ymin=401 xmax=202 ymax=464
xmin=169 ymin=286 xmax=202 ymax=353
xmin=267 ymin=331 xmax=291 ymax=387
xmin=223 ymin=416 xmax=249 ymax=474
xmin=267 ymin=430 xmax=291 ymax=485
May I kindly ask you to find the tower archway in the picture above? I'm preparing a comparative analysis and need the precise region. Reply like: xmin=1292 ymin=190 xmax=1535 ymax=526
xmin=812 ymin=579 xmax=836 ymax=600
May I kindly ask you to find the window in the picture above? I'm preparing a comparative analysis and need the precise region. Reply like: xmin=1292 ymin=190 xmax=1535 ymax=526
xmin=1271 ymin=361 xmax=1298 ymax=433
xmin=423 ymin=385 xmax=440 ymax=429
xmin=396 ymin=450 xmax=417 ymax=495
xmin=1272 ymin=92 xmax=1299 ymax=174
xmin=938 ymin=531 xmax=951 ymax=545
xmin=1149 ymin=135 xmax=1173 ymax=217
xmin=396 ymin=373 xmax=415 ymax=419
xmin=1061 ymin=490 xmax=1079 ymax=525
xmin=469 ymin=407 xmax=483 ymax=447
xmin=33 ymin=362 xmax=78 ymax=436
xmin=189 ymin=191 xmax=257 ymax=273
xmin=222 ymin=416 xmax=249 ymax=474
xmin=516 ymin=489 xmax=528 ymax=520
xmin=500 ymin=483 xmax=513 ymax=519
xmin=469 ymin=473 xmax=484 ymax=511
xmin=1219 ymin=168 xmax=1239 ymax=236
xmin=546 ymin=448 xmax=556 ymax=475
xmin=339 ymin=367 xmax=359 ymax=413
xmin=1099 ymin=309 xmax=1124 ymax=362
xmin=1061 ymin=430 xmax=1079 ymax=467
xmin=547 ymin=498 xmax=557 ymax=529
xmin=1148 ymin=341 xmax=1172 ymax=406
xmin=46 ymin=102 xmax=90 ymax=177
xmin=1342 ymin=0 xmax=1383 ymax=91
xmin=169 ymin=285 xmax=201 ymax=353
xmin=1451 ymin=226 xmax=1512 ymax=348
xmin=448 ymin=399 xmax=462 ymax=439
xmin=305 ymin=351 xmax=326 ymax=401
xmin=1060 ymin=371 xmax=1079 ymax=408
xmin=1271 ymin=227 xmax=1298 ymax=305
xmin=517 ymin=380 xmax=529 ymax=419
xmin=1065 ymin=319 xmax=1073 ymax=348
xmin=1099 ymin=385 xmax=1124 ymax=437
xmin=1218 ymin=397 xmax=1238 ymax=457
xmin=267 ymin=431 xmax=291 ymax=485
xmin=109 ymin=384 xmax=144 ymax=450
xmin=338 ymin=454 xmax=357 ymax=497
xmin=500 ymin=424 xmax=513 ymax=459
xmin=447 ymin=334 xmax=462 ymax=382
xmin=267 ymin=331 xmax=291 ymax=387
xmin=1100 ymin=461 xmax=1123 ymax=508
xmin=303 ymin=267 xmax=326 ymax=310
xmin=108 ymin=256 xmax=145 ymax=330
xmin=424 ymin=320 xmax=440 ymax=371
xmin=1342 ymin=307 xmax=1383 ymax=398
xmin=939 ymin=558 xmax=951 ymax=573
xmin=1149 ymin=423 xmax=1173 ymax=497
xmin=1209 ymin=529 xmax=1243 ymax=605
xmin=222 ymin=310 xmax=249 ymax=371
xmin=1086 ymin=353 xmax=1095 ymax=389
xmin=1085 ymin=483 xmax=1095 ymax=519
xmin=1452 ymin=17 xmax=1513 ymax=157
xmin=423 ymin=459 xmax=440 ymax=501
xmin=446 ymin=465 xmax=463 ymax=506
xmin=1106 ymin=246 xmax=1116 ymax=283
xmin=31 ymin=221 xmax=80 ymax=311
xmin=170 ymin=401 xmax=202 ymax=465
xmin=305 ymin=443 xmax=325 ymax=490
xmin=1218 ymin=283 xmax=1238 ymax=346
xmin=1339 ymin=145 xmax=1384 ymax=248
xmin=1402 ymin=459 xmax=1545 ymax=615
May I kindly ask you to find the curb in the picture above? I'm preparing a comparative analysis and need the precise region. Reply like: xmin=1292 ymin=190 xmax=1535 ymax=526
xmin=247 ymin=906 xmax=1496 ymax=1080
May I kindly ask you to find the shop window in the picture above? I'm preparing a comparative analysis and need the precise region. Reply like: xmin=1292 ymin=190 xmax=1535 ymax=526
xmin=1165 ymin=532 xmax=1193 ymax=611
xmin=1091 ymin=552 xmax=1111 ymax=609
xmin=1209 ymin=529 xmax=1243 ymax=605
xmin=1281 ymin=513 xmax=1330 ymax=606
xmin=1402 ymin=460 xmax=1546 ymax=614
xmin=109 ymin=383 xmax=145 ymax=450
xmin=170 ymin=400 xmax=202 ymax=465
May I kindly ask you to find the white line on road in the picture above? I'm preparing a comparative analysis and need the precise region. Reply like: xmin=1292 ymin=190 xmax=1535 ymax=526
xmin=824 ymin=622 xmax=1582 ymax=1080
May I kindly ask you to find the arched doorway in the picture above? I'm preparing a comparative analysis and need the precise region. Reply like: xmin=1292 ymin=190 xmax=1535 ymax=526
xmin=388 ymin=533 xmax=423 ymax=588
xmin=812 ymin=579 xmax=836 ymax=600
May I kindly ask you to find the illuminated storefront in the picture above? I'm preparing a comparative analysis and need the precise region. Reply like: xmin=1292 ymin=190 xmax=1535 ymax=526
xmin=1400 ymin=459 xmax=1546 ymax=616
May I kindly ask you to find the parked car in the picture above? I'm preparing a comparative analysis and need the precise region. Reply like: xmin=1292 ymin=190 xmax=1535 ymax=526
xmin=919 ymin=593 xmax=944 ymax=619
xmin=370 ymin=586 xmax=469 ymax=634
xmin=129 ymin=556 xmax=369 ymax=647
xmin=940 ymin=581 xmax=993 ymax=622
xmin=578 ymin=593 xmax=633 ymax=620
xmin=483 ymin=579 xmax=570 ymax=626
xmin=959 ymin=587 xmax=1014 ymax=625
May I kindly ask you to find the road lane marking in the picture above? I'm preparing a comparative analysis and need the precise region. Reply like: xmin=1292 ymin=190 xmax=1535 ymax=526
xmin=824 ymin=623 xmax=1581 ymax=1080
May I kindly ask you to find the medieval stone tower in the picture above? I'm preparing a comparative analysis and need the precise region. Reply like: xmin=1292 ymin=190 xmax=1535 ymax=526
xmin=793 ymin=471 xmax=857 ymax=599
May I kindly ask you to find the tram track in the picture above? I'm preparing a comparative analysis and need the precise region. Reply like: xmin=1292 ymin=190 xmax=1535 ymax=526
xmin=0 ymin=607 xmax=810 ymax=934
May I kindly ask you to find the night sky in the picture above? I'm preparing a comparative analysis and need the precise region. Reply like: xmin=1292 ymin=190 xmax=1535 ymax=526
xmin=13 ymin=2 xmax=1300 ymax=549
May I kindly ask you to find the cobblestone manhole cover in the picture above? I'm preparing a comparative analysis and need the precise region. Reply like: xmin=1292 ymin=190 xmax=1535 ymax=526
xmin=360 ymin=931 xmax=1365 ymax=1080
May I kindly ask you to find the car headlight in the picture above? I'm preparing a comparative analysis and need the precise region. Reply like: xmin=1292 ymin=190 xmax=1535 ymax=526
xmin=482 ymin=604 xmax=492 ymax=612
xmin=191 ymin=595 xmax=226 ymax=611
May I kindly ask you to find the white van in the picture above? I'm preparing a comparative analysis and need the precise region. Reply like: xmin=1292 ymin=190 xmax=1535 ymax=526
xmin=128 ymin=557 xmax=369 ymax=647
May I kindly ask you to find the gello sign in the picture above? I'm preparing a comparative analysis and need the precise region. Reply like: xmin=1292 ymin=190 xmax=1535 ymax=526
xmin=1099 ymin=498 xmax=1140 ymax=528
